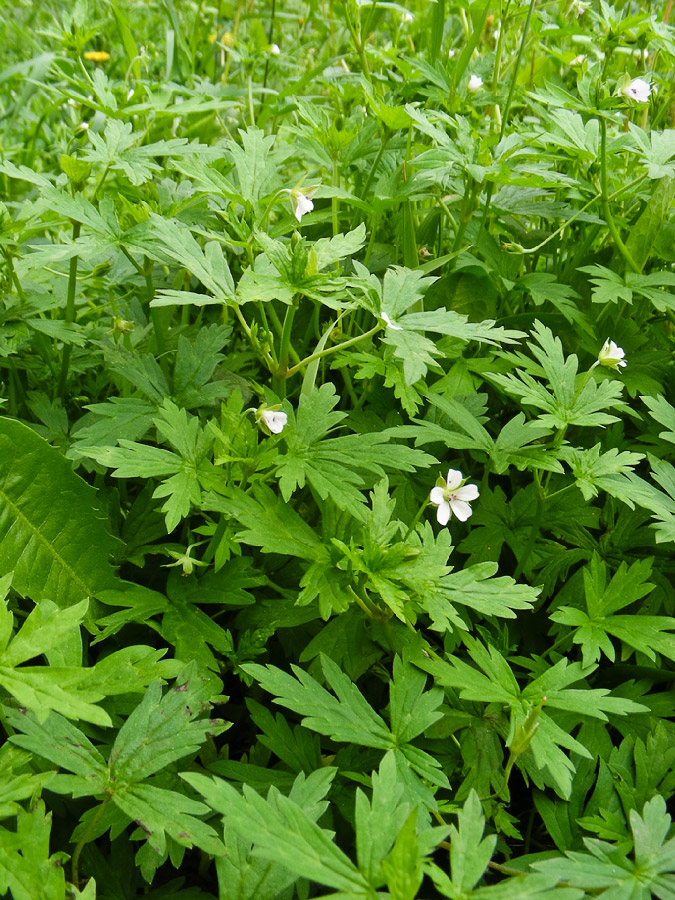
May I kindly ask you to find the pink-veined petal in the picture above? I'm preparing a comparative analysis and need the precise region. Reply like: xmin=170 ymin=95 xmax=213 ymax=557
xmin=430 ymin=486 xmax=446 ymax=505
xmin=436 ymin=501 xmax=451 ymax=526
xmin=450 ymin=499 xmax=473 ymax=522
xmin=455 ymin=483 xmax=479 ymax=502
xmin=445 ymin=468 xmax=463 ymax=490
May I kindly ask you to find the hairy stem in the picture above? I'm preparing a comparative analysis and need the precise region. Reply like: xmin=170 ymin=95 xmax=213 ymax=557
xmin=285 ymin=323 xmax=380 ymax=378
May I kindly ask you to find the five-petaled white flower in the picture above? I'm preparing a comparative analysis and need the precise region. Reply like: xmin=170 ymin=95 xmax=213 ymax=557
xmin=468 ymin=75 xmax=483 ymax=92
xmin=598 ymin=339 xmax=627 ymax=370
xmin=290 ymin=190 xmax=314 ymax=222
xmin=571 ymin=0 xmax=589 ymax=15
xmin=270 ymin=43 xmax=281 ymax=55
xmin=402 ymin=11 xmax=413 ymax=23
xmin=381 ymin=311 xmax=402 ymax=331
xmin=622 ymin=78 xmax=651 ymax=103
xmin=260 ymin=409 xmax=288 ymax=434
xmin=448 ymin=48 xmax=456 ymax=59
xmin=430 ymin=469 xmax=479 ymax=526
xmin=569 ymin=54 xmax=587 ymax=67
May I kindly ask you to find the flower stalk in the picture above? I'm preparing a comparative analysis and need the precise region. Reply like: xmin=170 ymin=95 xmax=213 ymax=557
xmin=599 ymin=117 xmax=641 ymax=274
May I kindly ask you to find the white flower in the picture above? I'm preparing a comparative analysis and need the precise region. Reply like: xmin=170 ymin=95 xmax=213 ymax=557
xmin=569 ymin=54 xmax=587 ymax=67
xmin=260 ymin=409 xmax=288 ymax=434
xmin=402 ymin=11 xmax=413 ymax=23
xmin=468 ymin=75 xmax=483 ymax=92
xmin=448 ymin=48 xmax=456 ymax=59
xmin=290 ymin=190 xmax=314 ymax=222
xmin=430 ymin=469 xmax=479 ymax=526
xmin=598 ymin=339 xmax=627 ymax=370
xmin=622 ymin=77 xmax=651 ymax=103
xmin=381 ymin=311 xmax=402 ymax=331
xmin=571 ymin=0 xmax=589 ymax=15
xmin=270 ymin=43 xmax=281 ymax=55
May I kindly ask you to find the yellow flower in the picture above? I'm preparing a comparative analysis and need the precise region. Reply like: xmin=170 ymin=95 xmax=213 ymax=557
xmin=222 ymin=31 xmax=234 ymax=47
xmin=208 ymin=32 xmax=218 ymax=44
xmin=83 ymin=50 xmax=110 ymax=62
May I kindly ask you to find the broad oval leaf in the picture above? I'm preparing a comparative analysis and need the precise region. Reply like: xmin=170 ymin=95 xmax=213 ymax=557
xmin=0 ymin=417 xmax=120 ymax=605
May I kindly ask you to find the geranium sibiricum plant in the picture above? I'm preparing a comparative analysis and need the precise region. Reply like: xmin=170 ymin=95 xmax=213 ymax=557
xmin=2 ymin=2 xmax=675 ymax=898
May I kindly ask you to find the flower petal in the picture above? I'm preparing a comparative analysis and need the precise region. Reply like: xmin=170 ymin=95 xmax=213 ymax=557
xmin=449 ymin=499 xmax=473 ymax=522
xmin=436 ymin=501 xmax=451 ymax=526
xmin=430 ymin=486 xmax=446 ymax=505
xmin=381 ymin=312 xmax=403 ymax=331
xmin=455 ymin=484 xmax=479 ymax=502
xmin=261 ymin=409 xmax=288 ymax=434
xmin=445 ymin=468 xmax=463 ymax=490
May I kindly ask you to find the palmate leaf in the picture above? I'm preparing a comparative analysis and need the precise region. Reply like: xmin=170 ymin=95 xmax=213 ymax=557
xmin=9 ymin=664 xmax=227 ymax=859
xmin=0 ymin=745 xmax=55 ymax=820
xmin=138 ymin=214 xmax=235 ymax=305
xmin=643 ymin=393 xmax=675 ymax=446
xmin=243 ymin=654 xmax=448 ymax=803
xmin=227 ymin=126 xmax=285 ymax=213
xmin=109 ymin=665 xmax=228 ymax=785
xmin=415 ymin=637 xmax=646 ymax=798
xmin=0 ymin=803 xmax=67 ymax=900
xmin=558 ymin=445 xmax=644 ymax=501
xmin=355 ymin=753 xmax=410 ymax=885
xmin=185 ymin=768 xmax=370 ymax=896
xmin=533 ymin=796 xmax=675 ymax=899
xmin=550 ymin=555 xmax=675 ymax=666
xmin=81 ymin=118 xmax=202 ymax=186
xmin=243 ymin=654 xmax=393 ymax=750
xmin=191 ymin=768 xmax=337 ymax=900
xmin=276 ymin=384 xmax=433 ymax=520
xmin=487 ymin=321 xmax=626 ymax=429
xmin=0 ymin=417 xmax=120 ymax=606
xmin=205 ymin=486 xmax=328 ymax=562
xmin=70 ymin=398 xmax=157 ymax=452
xmin=79 ymin=401 xmax=214 ymax=531
xmin=113 ymin=783 xmax=224 ymax=857
xmin=358 ymin=266 xmax=522 ymax=386
xmin=438 ymin=562 xmax=540 ymax=619
xmin=404 ymin=396 xmax=561 ymax=476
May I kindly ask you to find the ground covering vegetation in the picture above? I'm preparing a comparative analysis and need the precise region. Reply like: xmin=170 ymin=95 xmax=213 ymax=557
xmin=1 ymin=0 xmax=675 ymax=897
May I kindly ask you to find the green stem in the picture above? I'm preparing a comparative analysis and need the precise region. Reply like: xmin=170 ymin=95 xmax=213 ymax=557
xmin=599 ymin=117 xmax=641 ymax=274
xmin=344 ymin=3 xmax=371 ymax=83
xmin=272 ymin=300 xmax=299 ymax=396
xmin=353 ymin=131 xmax=391 ymax=229
xmin=285 ymin=323 xmax=380 ymax=378
xmin=477 ymin=0 xmax=537 ymax=242
xmin=3 ymin=250 xmax=26 ymax=301
xmin=57 ymin=220 xmax=82 ymax=399
xmin=403 ymin=498 xmax=430 ymax=542
xmin=499 ymin=0 xmax=536 ymax=142
xmin=256 ymin=300 xmax=279 ymax=365
xmin=92 ymin=163 xmax=110 ymax=199
xmin=452 ymin=178 xmax=479 ymax=252
xmin=490 ymin=0 xmax=513 ymax=131
xmin=71 ymin=794 xmax=112 ymax=887
xmin=262 ymin=0 xmax=276 ymax=91
xmin=332 ymin=154 xmax=340 ymax=237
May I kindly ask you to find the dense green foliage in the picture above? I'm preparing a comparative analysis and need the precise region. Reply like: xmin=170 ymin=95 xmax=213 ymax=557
xmin=1 ymin=0 xmax=675 ymax=897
